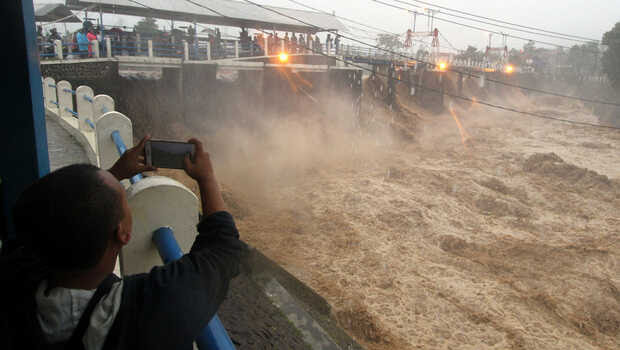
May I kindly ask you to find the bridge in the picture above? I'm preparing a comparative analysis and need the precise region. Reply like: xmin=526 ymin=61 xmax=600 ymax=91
xmin=39 ymin=36 xmax=514 ymax=73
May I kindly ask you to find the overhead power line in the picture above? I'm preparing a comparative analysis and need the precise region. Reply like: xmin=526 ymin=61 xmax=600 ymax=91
xmin=239 ymin=0 xmax=620 ymax=107
xmin=390 ymin=0 xmax=597 ymax=44
xmin=371 ymin=0 xmax=601 ymax=52
xmin=395 ymin=0 xmax=600 ymax=42
xmin=286 ymin=0 xmax=396 ymax=36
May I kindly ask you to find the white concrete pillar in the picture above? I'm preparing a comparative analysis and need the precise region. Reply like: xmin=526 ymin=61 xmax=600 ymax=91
xmin=206 ymin=42 xmax=211 ymax=60
xmin=106 ymin=37 xmax=112 ymax=58
xmin=183 ymin=40 xmax=189 ymax=60
xmin=281 ymin=39 xmax=285 ymax=53
xmin=121 ymin=177 xmax=199 ymax=275
xmin=96 ymin=111 xmax=133 ymax=170
xmin=93 ymin=94 xmax=115 ymax=121
xmin=43 ymin=77 xmax=58 ymax=112
xmin=54 ymin=40 xmax=63 ymax=60
xmin=136 ymin=33 xmax=141 ymax=52
xmin=234 ymin=40 xmax=239 ymax=58
xmin=148 ymin=40 xmax=153 ymax=58
xmin=479 ymin=74 xmax=486 ymax=88
xmin=56 ymin=80 xmax=74 ymax=121
xmin=76 ymin=85 xmax=95 ymax=132
xmin=92 ymin=40 xmax=99 ymax=58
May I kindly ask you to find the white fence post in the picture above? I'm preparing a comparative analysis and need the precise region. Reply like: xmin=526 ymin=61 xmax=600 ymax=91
xmin=54 ymin=40 xmax=63 ymax=60
xmin=93 ymin=94 xmax=115 ymax=121
xmin=281 ymin=39 xmax=285 ymax=53
xmin=136 ymin=33 xmax=141 ymax=52
xmin=234 ymin=40 xmax=239 ymax=58
xmin=56 ymin=81 xmax=74 ymax=122
xmin=106 ymin=37 xmax=112 ymax=58
xmin=92 ymin=40 xmax=100 ymax=58
xmin=43 ymin=77 xmax=58 ymax=112
xmin=96 ymin=111 xmax=133 ymax=171
xmin=207 ymin=42 xmax=211 ymax=60
xmin=264 ymin=36 xmax=269 ymax=55
xmin=122 ymin=177 xmax=199 ymax=275
xmin=183 ymin=40 xmax=189 ymax=60
xmin=76 ymin=85 xmax=95 ymax=132
xmin=148 ymin=40 xmax=153 ymax=58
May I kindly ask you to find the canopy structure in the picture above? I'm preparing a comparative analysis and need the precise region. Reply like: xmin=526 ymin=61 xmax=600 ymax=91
xmin=66 ymin=0 xmax=347 ymax=33
xmin=35 ymin=3 xmax=82 ymax=23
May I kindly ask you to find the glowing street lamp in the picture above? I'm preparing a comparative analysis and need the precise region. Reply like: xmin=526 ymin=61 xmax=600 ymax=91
xmin=505 ymin=64 xmax=514 ymax=74
xmin=438 ymin=62 xmax=447 ymax=71
xmin=279 ymin=53 xmax=289 ymax=63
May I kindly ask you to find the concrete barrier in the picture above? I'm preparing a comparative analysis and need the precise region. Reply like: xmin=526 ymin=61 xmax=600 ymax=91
xmin=96 ymin=111 xmax=132 ymax=171
xmin=93 ymin=94 xmax=115 ymax=121
xmin=43 ymin=77 xmax=58 ymax=112
xmin=76 ymin=85 xmax=95 ymax=132
xmin=121 ymin=176 xmax=199 ymax=275
xmin=56 ymin=80 xmax=75 ymax=123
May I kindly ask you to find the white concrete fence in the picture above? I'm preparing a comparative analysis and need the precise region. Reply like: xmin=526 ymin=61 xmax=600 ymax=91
xmin=47 ymin=38 xmax=244 ymax=61
xmin=42 ymin=77 xmax=199 ymax=277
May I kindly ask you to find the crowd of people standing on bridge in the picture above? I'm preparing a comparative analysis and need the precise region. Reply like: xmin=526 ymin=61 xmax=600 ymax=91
xmin=38 ymin=21 xmax=104 ymax=59
xmin=247 ymin=31 xmax=341 ymax=56
xmin=37 ymin=20 xmax=344 ymax=60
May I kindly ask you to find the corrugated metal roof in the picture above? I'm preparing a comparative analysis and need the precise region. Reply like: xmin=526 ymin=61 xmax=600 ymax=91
xmin=66 ymin=0 xmax=347 ymax=33
xmin=35 ymin=3 xmax=82 ymax=23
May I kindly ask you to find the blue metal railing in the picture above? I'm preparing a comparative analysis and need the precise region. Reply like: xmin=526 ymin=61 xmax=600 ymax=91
xmin=111 ymin=130 xmax=143 ymax=184
xmin=153 ymin=227 xmax=236 ymax=350
xmin=64 ymin=107 xmax=78 ymax=117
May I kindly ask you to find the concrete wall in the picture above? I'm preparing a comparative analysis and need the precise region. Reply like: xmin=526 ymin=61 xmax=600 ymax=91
xmin=42 ymin=62 xmax=363 ymax=140
xmin=42 ymin=62 xmax=186 ymax=139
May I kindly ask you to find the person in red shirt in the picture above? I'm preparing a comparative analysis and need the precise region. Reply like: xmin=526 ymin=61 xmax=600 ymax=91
xmin=87 ymin=28 xmax=97 ymax=57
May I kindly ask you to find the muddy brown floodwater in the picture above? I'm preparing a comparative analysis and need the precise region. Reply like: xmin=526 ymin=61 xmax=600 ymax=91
xmin=159 ymin=92 xmax=619 ymax=349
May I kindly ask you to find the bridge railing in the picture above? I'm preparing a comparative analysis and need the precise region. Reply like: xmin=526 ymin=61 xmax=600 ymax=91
xmin=38 ymin=36 xmax=518 ymax=73
xmin=153 ymin=227 xmax=235 ymax=350
xmin=42 ymin=76 xmax=235 ymax=349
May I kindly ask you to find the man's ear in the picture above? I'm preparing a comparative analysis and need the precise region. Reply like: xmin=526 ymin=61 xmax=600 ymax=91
xmin=116 ymin=223 xmax=131 ymax=246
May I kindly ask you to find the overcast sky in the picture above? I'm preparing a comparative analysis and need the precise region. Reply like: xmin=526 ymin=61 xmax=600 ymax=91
xmin=34 ymin=0 xmax=619 ymax=50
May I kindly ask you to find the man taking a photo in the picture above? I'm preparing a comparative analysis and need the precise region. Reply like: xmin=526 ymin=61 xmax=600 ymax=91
xmin=2 ymin=137 xmax=243 ymax=350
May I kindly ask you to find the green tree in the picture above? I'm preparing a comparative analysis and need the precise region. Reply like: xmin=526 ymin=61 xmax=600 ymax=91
xmin=134 ymin=17 xmax=160 ymax=34
xmin=602 ymin=22 xmax=620 ymax=88
xmin=456 ymin=45 xmax=483 ymax=61
xmin=508 ymin=48 xmax=523 ymax=65
xmin=523 ymin=41 xmax=536 ymax=56
xmin=567 ymin=42 xmax=600 ymax=77
xmin=376 ymin=34 xmax=402 ymax=51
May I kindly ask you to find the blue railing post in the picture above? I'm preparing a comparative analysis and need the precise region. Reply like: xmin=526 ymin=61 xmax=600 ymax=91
xmin=153 ymin=227 xmax=236 ymax=350
xmin=111 ymin=130 xmax=143 ymax=184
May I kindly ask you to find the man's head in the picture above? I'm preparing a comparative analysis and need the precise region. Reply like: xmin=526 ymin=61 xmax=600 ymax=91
xmin=13 ymin=164 xmax=132 ymax=272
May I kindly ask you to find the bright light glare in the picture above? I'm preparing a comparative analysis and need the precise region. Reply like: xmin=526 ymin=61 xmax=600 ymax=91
xmin=505 ymin=64 xmax=514 ymax=74
xmin=438 ymin=62 xmax=447 ymax=71
xmin=279 ymin=53 xmax=289 ymax=63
